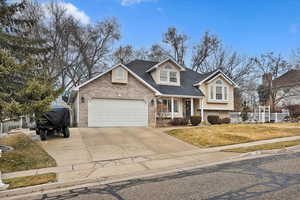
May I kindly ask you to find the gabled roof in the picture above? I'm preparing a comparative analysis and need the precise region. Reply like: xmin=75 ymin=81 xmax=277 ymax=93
xmin=73 ymin=63 xmax=161 ymax=95
xmin=273 ymin=69 xmax=300 ymax=88
xmin=69 ymin=59 xmax=239 ymax=101
xmin=125 ymin=60 xmax=207 ymax=97
xmin=146 ymin=57 xmax=186 ymax=73
xmin=193 ymin=69 xmax=239 ymax=87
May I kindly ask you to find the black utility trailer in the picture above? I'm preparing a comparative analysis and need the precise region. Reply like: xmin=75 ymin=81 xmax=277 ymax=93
xmin=36 ymin=106 xmax=70 ymax=141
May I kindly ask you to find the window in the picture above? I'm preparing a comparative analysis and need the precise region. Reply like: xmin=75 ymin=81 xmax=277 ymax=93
xmin=174 ymin=100 xmax=178 ymax=112
xmin=169 ymin=71 xmax=178 ymax=83
xmin=209 ymin=79 xmax=229 ymax=101
xmin=157 ymin=99 xmax=179 ymax=113
xmin=216 ymin=80 xmax=223 ymax=85
xmin=159 ymin=65 xmax=179 ymax=84
xmin=160 ymin=70 xmax=168 ymax=82
xmin=216 ymin=86 xmax=223 ymax=100
xmin=165 ymin=64 xmax=172 ymax=69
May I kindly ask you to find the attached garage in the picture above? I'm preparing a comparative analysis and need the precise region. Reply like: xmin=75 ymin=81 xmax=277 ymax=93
xmin=88 ymin=99 xmax=148 ymax=127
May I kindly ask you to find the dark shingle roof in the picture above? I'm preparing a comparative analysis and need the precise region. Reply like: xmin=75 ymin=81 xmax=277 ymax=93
xmin=125 ymin=60 xmax=212 ymax=97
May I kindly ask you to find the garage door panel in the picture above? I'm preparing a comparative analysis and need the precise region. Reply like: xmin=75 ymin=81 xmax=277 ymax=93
xmin=88 ymin=99 xmax=148 ymax=127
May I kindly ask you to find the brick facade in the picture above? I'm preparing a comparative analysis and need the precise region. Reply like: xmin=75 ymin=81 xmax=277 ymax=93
xmin=77 ymin=71 xmax=156 ymax=127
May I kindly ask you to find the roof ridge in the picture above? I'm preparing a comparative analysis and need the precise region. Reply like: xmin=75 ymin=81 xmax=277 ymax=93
xmin=128 ymin=59 xmax=159 ymax=64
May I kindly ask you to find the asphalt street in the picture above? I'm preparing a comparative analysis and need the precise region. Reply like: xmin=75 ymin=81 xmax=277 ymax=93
xmin=29 ymin=152 xmax=300 ymax=200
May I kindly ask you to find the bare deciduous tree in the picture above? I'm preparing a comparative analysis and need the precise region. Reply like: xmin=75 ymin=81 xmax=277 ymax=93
xmin=191 ymin=32 xmax=220 ymax=72
xmin=255 ymin=52 xmax=292 ymax=110
xmin=162 ymin=27 xmax=187 ymax=65
xmin=72 ymin=17 xmax=120 ymax=80
xmin=147 ymin=44 xmax=169 ymax=62
xmin=24 ymin=1 xmax=121 ymax=92
xmin=112 ymin=45 xmax=134 ymax=64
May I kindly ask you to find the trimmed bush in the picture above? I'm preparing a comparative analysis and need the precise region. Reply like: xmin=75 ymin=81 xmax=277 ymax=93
xmin=207 ymin=115 xmax=221 ymax=125
xmin=170 ymin=118 xmax=188 ymax=126
xmin=190 ymin=116 xmax=202 ymax=126
xmin=221 ymin=118 xmax=231 ymax=124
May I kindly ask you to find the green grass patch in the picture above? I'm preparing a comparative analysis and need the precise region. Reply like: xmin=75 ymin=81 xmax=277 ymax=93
xmin=166 ymin=123 xmax=300 ymax=147
xmin=3 ymin=173 xmax=57 ymax=190
xmin=0 ymin=134 xmax=57 ymax=173
xmin=222 ymin=139 xmax=300 ymax=153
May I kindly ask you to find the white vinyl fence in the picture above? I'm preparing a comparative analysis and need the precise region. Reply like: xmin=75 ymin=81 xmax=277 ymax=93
xmin=229 ymin=112 xmax=290 ymax=123
xmin=0 ymin=116 xmax=34 ymax=135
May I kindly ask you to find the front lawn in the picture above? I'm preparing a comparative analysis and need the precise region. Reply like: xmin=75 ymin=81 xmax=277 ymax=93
xmin=3 ymin=173 xmax=57 ymax=189
xmin=166 ymin=123 xmax=300 ymax=147
xmin=0 ymin=134 xmax=57 ymax=173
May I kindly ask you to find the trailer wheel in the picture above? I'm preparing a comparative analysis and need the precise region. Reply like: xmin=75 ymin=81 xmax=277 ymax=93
xmin=40 ymin=130 xmax=47 ymax=141
xmin=63 ymin=127 xmax=70 ymax=138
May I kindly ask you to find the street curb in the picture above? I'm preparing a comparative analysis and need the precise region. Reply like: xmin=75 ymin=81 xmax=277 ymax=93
xmin=5 ymin=135 xmax=300 ymax=180
xmin=0 ymin=151 xmax=292 ymax=200
xmin=4 ymin=134 xmax=300 ymax=177
xmin=0 ymin=178 xmax=103 ymax=199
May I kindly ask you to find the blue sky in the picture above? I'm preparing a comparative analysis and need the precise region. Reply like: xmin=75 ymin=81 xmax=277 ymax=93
xmin=39 ymin=0 xmax=300 ymax=59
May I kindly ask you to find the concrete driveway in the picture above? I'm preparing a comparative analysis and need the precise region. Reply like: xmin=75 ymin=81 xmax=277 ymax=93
xmin=40 ymin=127 xmax=198 ymax=166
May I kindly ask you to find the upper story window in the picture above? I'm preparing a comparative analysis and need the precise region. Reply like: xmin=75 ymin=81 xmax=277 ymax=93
xmin=159 ymin=65 xmax=179 ymax=84
xmin=160 ymin=70 xmax=168 ymax=82
xmin=169 ymin=72 xmax=178 ymax=83
xmin=209 ymin=80 xmax=228 ymax=101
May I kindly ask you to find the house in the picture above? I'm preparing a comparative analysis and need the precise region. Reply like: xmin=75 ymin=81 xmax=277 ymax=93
xmin=68 ymin=58 xmax=238 ymax=127
xmin=272 ymin=69 xmax=300 ymax=107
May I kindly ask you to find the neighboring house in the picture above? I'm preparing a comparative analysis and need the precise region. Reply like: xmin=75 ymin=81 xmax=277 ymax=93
xmin=272 ymin=69 xmax=300 ymax=107
xmin=68 ymin=58 xmax=238 ymax=127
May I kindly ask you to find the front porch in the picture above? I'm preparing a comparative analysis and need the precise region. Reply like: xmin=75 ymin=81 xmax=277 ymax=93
xmin=156 ymin=96 xmax=204 ymax=123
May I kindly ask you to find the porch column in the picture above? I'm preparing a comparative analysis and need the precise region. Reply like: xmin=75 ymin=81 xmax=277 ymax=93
xmin=191 ymin=98 xmax=194 ymax=116
xmin=171 ymin=97 xmax=174 ymax=120
xmin=200 ymin=98 xmax=204 ymax=123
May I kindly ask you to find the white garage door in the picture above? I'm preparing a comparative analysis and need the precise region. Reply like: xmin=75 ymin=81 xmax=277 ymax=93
xmin=88 ymin=99 xmax=148 ymax=127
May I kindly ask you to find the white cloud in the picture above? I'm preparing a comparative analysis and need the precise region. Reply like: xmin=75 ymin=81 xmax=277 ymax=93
xmin=121 ymin=0 xmax=157 ymax=6
xmin=43 ymin=2 xmax=90 ymax=24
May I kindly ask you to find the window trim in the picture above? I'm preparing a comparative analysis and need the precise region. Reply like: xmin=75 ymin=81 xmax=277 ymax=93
xmin=160 ymin=70 xmax=168 ymax=82
xmin=208 ymin=79 xmax=229 ymax=102
xmin=157 ymin=98 xmax=180 ymax=114
xmin=169 ymin=71 xmax=178 ymax=83
xmin=159 ymin=69 xmax=179 ymax=85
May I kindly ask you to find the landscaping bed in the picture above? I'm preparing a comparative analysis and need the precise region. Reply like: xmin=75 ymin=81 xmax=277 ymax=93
xmin=3 ymin=173 xmax=57 ymax=189
xmin=166 ymin=123 xmax=300 ymax=147
xmin=0 ymin=134 xmax=57 ymax=173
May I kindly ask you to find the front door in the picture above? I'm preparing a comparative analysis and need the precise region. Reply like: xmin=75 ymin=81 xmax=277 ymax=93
xmin=185 ymin=100 xmax=191 ymax=120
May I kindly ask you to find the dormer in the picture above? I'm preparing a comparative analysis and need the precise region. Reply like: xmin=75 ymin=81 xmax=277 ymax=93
xmin=146 ymin=58 xmax=186 ymax=86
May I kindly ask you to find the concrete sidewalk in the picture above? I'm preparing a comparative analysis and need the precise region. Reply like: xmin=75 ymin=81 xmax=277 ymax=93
xmin=2 ymin=135 xmax=300 ymax=199
xmin=2 ymin=150 xmax=239 ymax=181
xmin=4 ymin=134 xmax=300 ymax=182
